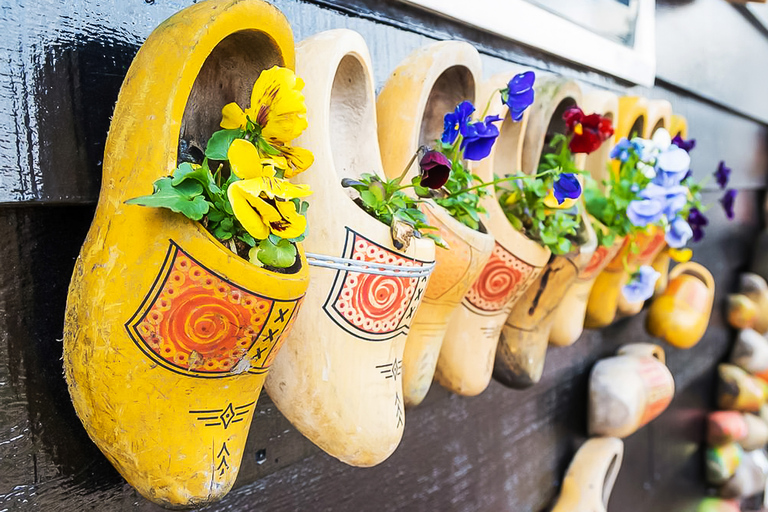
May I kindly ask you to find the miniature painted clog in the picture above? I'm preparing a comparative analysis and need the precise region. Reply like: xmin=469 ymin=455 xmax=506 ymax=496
xmin=730 ymin=328 xmax=768 ymax=381
xmin=739 ymin=273 xmax=768 ymax=334
xmin=708 ymin=411 xmax=768 ymax=450
xmin=588 ymin=344 xmax=675 ymax=438
xmin=493 ymin=77 xmax=597 ymax=388
xmin=706 ymin=442 xmax=744 ymax=485
xmin=697 ymin=498 xmax=741 ymax=512
xmin=63 ymin=1 xmax=307 ymax=507
xmin=551 ymin=437 xmax=623 ymax=512
xmin=727 ymin=294 xmax=759 ymax=330
xmin=720 ymin=450 xmax=768 ymax=499
xmin=550 ymin=91 xmax=622 ymax=347
xmin=646 ymin=262 xmax=715 ymax=349
xmin=377 ymin=41 xmax=495 ymax=406
xmin=264 ymin=30 xmax=436 ymax=467
xmin=435 ymin=72 xmax=550 ymax=397
xmin=717 ymin=364 xmax=766 ymax=412
xmin=644 ymin=99 xmax=672 ymax=139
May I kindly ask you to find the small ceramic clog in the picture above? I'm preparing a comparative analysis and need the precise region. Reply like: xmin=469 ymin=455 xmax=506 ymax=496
xmin=435 ymin=72 xmax=550 ymax=397
xmin=717 ymin=364 xmax=766 ymax=412
xmin=708 ymin=411 xmax=768 ymax=450
xmin=730 ymin=328 xmax=768 ymax=381
xmin=63 ymin=1 xmax=307 ymax=506
xmin=551 ymin=437 xmax=623 ymax=512
xmin=720 ymin=450 xmax=768 ymax=499
xmin=646 ymin=262 xmax=715 ymax=349
xmin=739 ymin=273 xmax=768 ymax=334
xmin=588 ymin=344 xmax=675 ymax=438
xmin=265 ymin=30 xmax=436 ymax=467
xmin=705 ymin=442 xmax=743 ymax=485
xmin=377 ymin=41 xmax=495 ymax=406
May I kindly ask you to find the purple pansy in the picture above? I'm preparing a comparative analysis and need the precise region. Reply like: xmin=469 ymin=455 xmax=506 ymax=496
xmin=721 ymin=189 xmax=737 ymax=220
xmin=442 ymin=101 xmax=475 ymax=145
xmin=502 ymin=71 xmax=535 ymax=121
xmin=460 ymin=115 xmax=502 ymax=161
xmin=622 ymin=265 xmax=661 ymax=303
xmin=671 ymin=133 xmax=696 ymax=153
xmin=654 ymin=146 xmax=691 ymax=187
xmin=418 ymin=150 xmax=452 ymax=189
xmin=640 ymin=183 xmax=688 ymax=219
xmin=627 ymin=198 xmax=664 ymax=227
xmin=665 ymin=216 xmax=694 ymax=248
xmin=687 ymin=207 xmax=709 ymax=242
xmin=553 ymin=173 xmax=582 ymax=204
xmin=715 ymin=161 xmax=731 ymax=189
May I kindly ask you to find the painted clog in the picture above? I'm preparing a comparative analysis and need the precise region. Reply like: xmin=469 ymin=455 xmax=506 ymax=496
xmin=435 ymin=72 xmax=550 ymax=397
xmin=551 ymin=437 xmax=623 ymax=512
xmin=63 ymin=1 xmax=307 ymax=506
xmin=550 ymin=91 xmax=623 ymax=347
xmin=717 ymin=364 xmax=766 ymax=413
xmin=264 ymin=30 xmax=436 ymax=467
xmin=493 ymin=77 xmax=598 ymax=388
xmin=377 ymin=41 xmax=495 ymax=406
xmin=739 ymin=273 xmax=768 ymax=334
xmin=727 ymin=294 xmax=759 ymax=330
xmin=588 ymin=344 xmax=675 ymax=438
xmin=720 ymin=450 xmax=768 ymax=499
xmin=708 ymin=411 xmax=768 ymax=450
xmin=706 ymin=442 xmax=743 ymax=485
xmin=730 ymin=328 xmax=768 ymax=382
xmin=646 ymin=262 xmax=715 ymax=349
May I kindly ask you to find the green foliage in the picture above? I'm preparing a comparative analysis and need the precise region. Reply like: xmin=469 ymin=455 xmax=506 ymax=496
xmin=433 ymin=141 xmax=488 ymax=231
xmin=126 ymin=177 xmax=210 ymax=220
xmin=255 ymin=237 xmax=297 ymax=268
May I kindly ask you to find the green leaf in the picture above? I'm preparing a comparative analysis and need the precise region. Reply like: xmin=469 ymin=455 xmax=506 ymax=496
xmin=257 ymin=238 xmax=297 ymax=268
xmin=205 ymin=129 xmax=245 ymax=160
xmin=238 ymin=232 xmax=257 ymax=247
xmin=125 ymin=177 xmax=209 ymax=220
xmin=257 ymin=137 xmax=282 ymax=156
xmin=360 ymin=190 xmax=378 ymax=209
xmin=172 ymin=161 xmax=221 ymax=196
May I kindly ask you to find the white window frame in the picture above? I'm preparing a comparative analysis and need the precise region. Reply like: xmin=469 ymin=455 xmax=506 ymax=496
xmin=394 ymin=0 xmax=656 ymax=87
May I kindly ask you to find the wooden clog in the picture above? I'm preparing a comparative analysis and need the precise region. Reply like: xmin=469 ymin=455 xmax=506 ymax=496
xmin=588 ymin=345 xmax=675 ymax=438
xmin=727 ymin=294 xmax=759 ymax=330
xmin=739 ymin=273 xmax=768 ymax=334
xmin=493 ymin=77 xmax=598 ymax=388
xmin=434 ymin=72 xmax=550 ymax=397
xmin=551 ymin=437 xmax=623 ymax=512
xmin=264 ymin=30 xmax=436 ymax=467
xmin=669 ymin=114 xmax=689 ymax=139
xmin=706 ymin=442 xmax=743 ymax=485
xmin=63 ymin=2 xmax=306 ymax=506
xmin=717 ymin=364 xmax=766 ymax=412
xmin=377 ymin=41 xmax=495 ymax=406
xmin=696 ymin=498 xmax=741 ymax=512
xmin=730 ymin=328 xmax=768 ymax=381
xmin=644 ymin=99 xmax=673 ymax=138
xmin=708 ymin=411 xmax=768 ymax=450
xmin=646 ymin=262 xmax=715 ymax=349
xmin=550 ymin=91 xmax=622 ymax=347
xmin=720 ymin=450 xmax=768 ymax=499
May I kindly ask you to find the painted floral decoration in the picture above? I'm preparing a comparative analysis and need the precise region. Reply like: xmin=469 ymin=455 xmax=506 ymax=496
xmin=127 ymin=66 xmax=313 ymax=269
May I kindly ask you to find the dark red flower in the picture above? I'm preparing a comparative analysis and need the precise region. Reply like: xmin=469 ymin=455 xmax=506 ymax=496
xmin=419 ymin=150 xmax=452 ymax=189
xmin=562 ymin=106 xmax=614 ymax=154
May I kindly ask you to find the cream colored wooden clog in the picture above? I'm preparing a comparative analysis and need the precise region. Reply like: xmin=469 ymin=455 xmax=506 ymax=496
xmin=718 ymin=364 xmax=767 ymax=412
xmin=551 ymin=438 xmax=624 ymax=512
xmin=588 ymin=344 xmax=675 ymax=438
xmin=63 ymin=1 xmax=307 ymax=506
xmin=730 ymin=328 xmax=768 ymax=382
xmin=550 ymin=91 xmax=624 ymax=347
xmin=434 ymin=72 xmax=550 ymax=397
xmin=377 ymin=41 xmax=495 ymax=406
xmin=265 ymin=30 xmax=436 ymax=467
xmin=493 ymin=77 xmax=597 ymax=388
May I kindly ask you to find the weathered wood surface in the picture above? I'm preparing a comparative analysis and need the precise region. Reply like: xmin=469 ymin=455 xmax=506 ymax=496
xmin=0 ymin=0 xmax=767 ymax=510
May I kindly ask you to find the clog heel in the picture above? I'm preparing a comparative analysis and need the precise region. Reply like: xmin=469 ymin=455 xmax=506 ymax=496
xmin=550 ymin=91 xmax=624 ymax=347
xmin=646 ymin=261 xmax=715 ymax=349
xmin=265 ymin=30 xmax=436 ymax=466
xmin=551 ymin=438 xmax=624 ymax=512
xmin=377 ymin=41 xmax=495 ymax=406
xmin=434 ymin=72 xmax=550 ymax=397
xmin=63 ymin=1 xmax=306 ymax=507
xmin=493 ymin=77 xmax=597 ymax=389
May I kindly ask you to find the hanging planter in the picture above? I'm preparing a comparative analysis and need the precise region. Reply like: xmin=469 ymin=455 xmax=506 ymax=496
xmin=434 ymin=71 xmax=550 ymax=397
xmin=551 ymin=438 xmax=624 ymax=512
xmin=264 ymin=30 xmax=435 ymax=467
xmin=62 ymin=1 xmax=308 ymax=507
xmin=376 ymin=41 xmax=495 ymax=407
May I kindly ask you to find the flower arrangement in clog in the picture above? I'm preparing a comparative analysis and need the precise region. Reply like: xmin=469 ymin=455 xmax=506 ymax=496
xmin=264 ymin=30 xmax=436 ymax=468
xmin=63 ymin=1 xmax=309 ymax=507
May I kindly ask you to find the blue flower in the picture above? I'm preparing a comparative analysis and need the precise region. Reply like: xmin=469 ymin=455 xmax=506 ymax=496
xmin=460 ymin=115 xmax=502 ymax=161
xmin=610 ymin=138 xmax=634 ymax=162
xmin=715 ymin=161 xmax=731 ymax=189
xmin=640 ymin=183 xmax=688 ymax=219
xmin=622 ymin=265 xmax=661 ymax=303
xmin=442 ymin=101 xmax=475 ymax=145
xmin=502 ymin=71 xmax=535 ymax=121
xmin=654 ymin=146 xmax=691 ymax=187
xmin=627 ymin=198 xmax=664 ymax=227
xmin=688 ymin=208 xmax=709 ymax=242
xmin=553 ymin=173 xmax=582 ymax=204
xmin=665 ymin=216 xmax=693 ymax=248
xmin=721 ymin=189 xmax=737 ymax=220
xmin=671 ymin=133 xmax=696 ymax=153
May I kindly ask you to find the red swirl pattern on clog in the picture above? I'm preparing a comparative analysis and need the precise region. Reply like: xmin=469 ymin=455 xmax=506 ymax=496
xmin=465 ymin=242 xmax=536 ymax=313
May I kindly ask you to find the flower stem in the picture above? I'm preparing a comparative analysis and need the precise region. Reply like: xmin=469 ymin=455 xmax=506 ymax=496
xmin=451 ymin=169 xmax=556 ymax=196
xmin=394 ymin=147 xmax=424 ymax=186
xmin=480 ymin=88 xmax=502 ymax=119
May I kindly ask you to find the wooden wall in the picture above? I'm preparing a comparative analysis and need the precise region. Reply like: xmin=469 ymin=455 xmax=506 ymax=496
xmin=1 ymin=0 xmax=767 ymax=510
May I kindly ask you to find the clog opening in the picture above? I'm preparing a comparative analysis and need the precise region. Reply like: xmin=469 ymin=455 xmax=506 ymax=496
xmin=651 ymin=119 xmax=665 ymax=136
xmin=537 ymin=97 xmax=577 ymax=168
xmin=178 ymin=30 xmax=284 ymax=165
xmin=679 ymin=267 xmax=713 ymax=290
xmin=419 ymin=65 xmax=475 ymax=148
xmin=629 ymin=115 xmax=645 ymax=140
xmin=493 ymin=111 xmax=525 ymax=176
xmin=329 ymin=54 xmax=380 ymax=200
xmin=602 ymin=453 xmax=619 ymax=506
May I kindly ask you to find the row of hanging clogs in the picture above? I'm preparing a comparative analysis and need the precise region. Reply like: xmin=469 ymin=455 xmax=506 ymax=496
xmin=60 ymin=0 xmax=715 ymax=507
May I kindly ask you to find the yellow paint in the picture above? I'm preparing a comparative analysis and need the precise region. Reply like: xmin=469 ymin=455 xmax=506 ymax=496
xmin=62 ymin=1 xmax=307 ymax=507
xmin=669 ymin=114 xmax=689 ymax=139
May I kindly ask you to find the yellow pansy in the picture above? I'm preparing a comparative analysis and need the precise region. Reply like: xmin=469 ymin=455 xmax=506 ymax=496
xmin=228 ymin=139 xmax=280 ymax=179
xmin=231 ymin=175 xmax=312 ymax=201
xmin=543 ymin=189 xmax=578 ymax=209
xmin=228 ymin=181 xmax=270 ymax=240
xmin=669 ymin=247 xmax=692 ymax=263
xmin=220 ymin=66 xmax=308 ymax=144
xmin=274 ymin=144 xmax=315 ymax=178
xmin=228 ymin=181 xmax=308 ymax=240
xmin=251 ymin=196 xmax=307 ymax=239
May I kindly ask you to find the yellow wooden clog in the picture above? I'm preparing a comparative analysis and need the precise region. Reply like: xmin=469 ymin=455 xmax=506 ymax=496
xmin=62 ymin=1 xmax=307 ymax=507
xmin=434 ymin=72 xmax=550 ymax=397
xmin=377 ymin=41 xmax=495 ymax=407
xmin=717 ymin=364 xmax=766 ymax=412
xmin=264 ymin=30 xmax=435 ymax=467
xmin=646 ymin=261 xmax=715 ymax=349
xmin=551 ymin=438 xmax=624 ymax=512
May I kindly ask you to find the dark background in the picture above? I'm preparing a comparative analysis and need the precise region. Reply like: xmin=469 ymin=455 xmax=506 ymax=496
xmin=1 ymin=0 xmax=767 ymax=510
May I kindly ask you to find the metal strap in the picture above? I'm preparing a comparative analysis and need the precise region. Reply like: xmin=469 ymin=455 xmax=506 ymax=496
xmin=305 ymin=252 xmax=435 ymax=278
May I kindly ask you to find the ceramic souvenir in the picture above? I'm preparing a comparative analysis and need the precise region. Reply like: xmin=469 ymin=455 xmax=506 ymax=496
xmin=730 ymin=328 xmax=768 ymax=382
xmin=739 ymin=273 xmax=768 ymax=334
xmin=717 ymin=364 xmax=766 ymax=413
xmin=705 ymin=442 xmax=744 ymax=485
xmin=720 ymin=450 xmax=768 ymax=499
